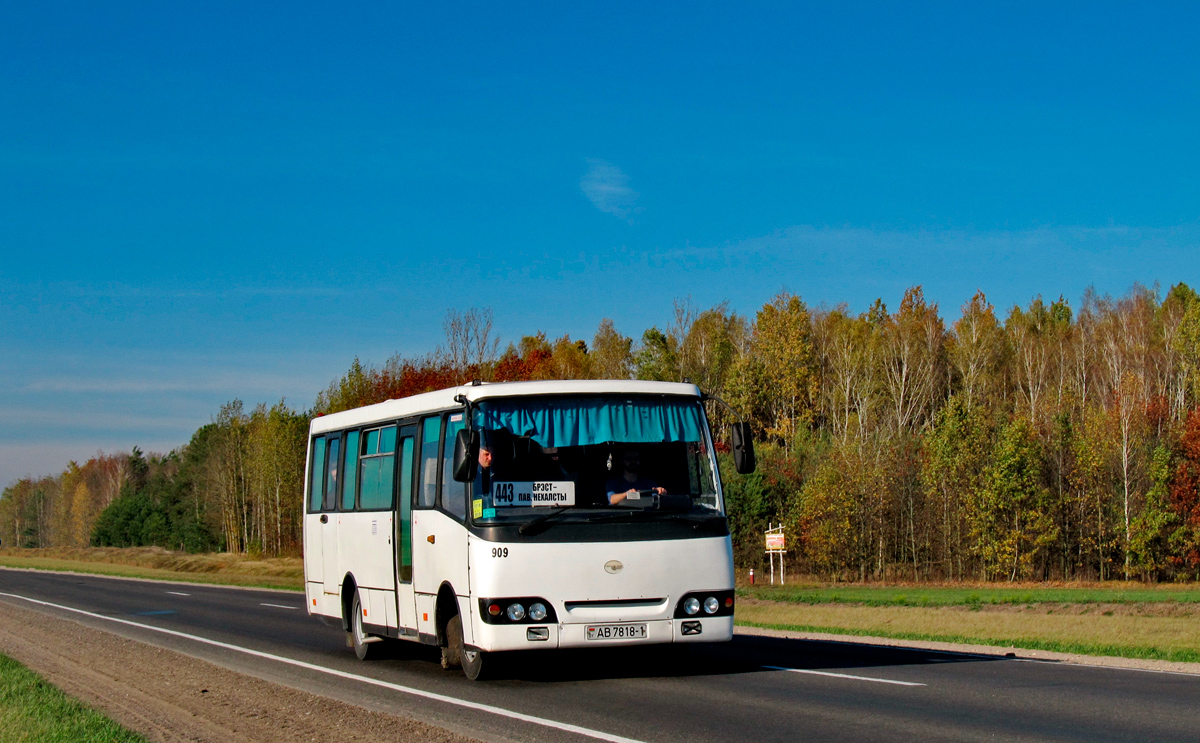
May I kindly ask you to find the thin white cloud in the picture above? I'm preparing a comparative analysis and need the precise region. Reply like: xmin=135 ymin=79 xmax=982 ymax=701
xmin=0 ymin=441 xmax=181 ymax=489
xmin=654 ymin=223 xmax=1199 ymax=313
xmin=580 ymin=159 xmax=640 ymax=221
xmin=0 ymin=408 xmax=199 ymax=432
xmin=23 ymin=371 xmax=317 ymax=396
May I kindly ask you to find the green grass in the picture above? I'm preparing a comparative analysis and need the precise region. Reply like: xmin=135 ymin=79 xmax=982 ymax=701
xmin=0 ymin=652 xmax=147 ymax=742
xmin=736 ymin=618 xmax=1200 ymax=664
xmin=739 ymin=582 xmax=1200 ymax=607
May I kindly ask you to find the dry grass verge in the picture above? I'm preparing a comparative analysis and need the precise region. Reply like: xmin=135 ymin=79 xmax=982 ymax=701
xmin=0 ymin=547 xmax=303 ymax=591
xmin=736 ymin=599 xmax=1200 ymax=663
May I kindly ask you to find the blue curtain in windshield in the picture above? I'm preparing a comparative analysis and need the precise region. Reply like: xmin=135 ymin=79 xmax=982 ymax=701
xmin=475 ymin=397 xmax=704 ymax=448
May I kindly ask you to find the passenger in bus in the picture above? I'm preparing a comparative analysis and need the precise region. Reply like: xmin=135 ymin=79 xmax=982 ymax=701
xmin=606 ymin=449 xmax=666 ymax=505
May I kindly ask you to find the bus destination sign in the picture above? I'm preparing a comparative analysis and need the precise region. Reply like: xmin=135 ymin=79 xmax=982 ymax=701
xmin=492 ymin=481 xmax=577 ymax=507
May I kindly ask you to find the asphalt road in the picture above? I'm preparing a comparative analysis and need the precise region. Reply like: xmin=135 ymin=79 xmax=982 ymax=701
xmin=2 ymin=570 xmax=1198 ymax=743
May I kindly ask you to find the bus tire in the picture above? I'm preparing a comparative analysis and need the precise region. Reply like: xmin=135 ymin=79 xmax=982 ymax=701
xmin=442 ymin=614 xmax=487 ymax=680
xmin=461 ymin=645 xmax=486 ymax=680
xmin=351 ymin=591 xmax=381 ymax=661
xmin=441 ymin=614 xmax=463 ymax=670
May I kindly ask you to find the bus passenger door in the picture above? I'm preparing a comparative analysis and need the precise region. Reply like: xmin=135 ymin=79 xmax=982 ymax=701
xmin=321 ymin=435 xmax=343 ymax=601
xmin=411 ymin=413 xmax=471 ymax=641
xmin=394 ymin=426 xmax=419 ymax=635
xmin=303 ymin=435 xmax=327 ymax=612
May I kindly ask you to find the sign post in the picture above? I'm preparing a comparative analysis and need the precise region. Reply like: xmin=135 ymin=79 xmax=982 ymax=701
xmin=764 ymin=523 xmax=786 ymax=585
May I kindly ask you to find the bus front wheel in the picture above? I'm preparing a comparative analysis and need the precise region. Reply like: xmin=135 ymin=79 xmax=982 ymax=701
xmin=442 ymin=614 xmax=487 ymax=680
xmin=461 ymin=646 xmax=485 ymax=681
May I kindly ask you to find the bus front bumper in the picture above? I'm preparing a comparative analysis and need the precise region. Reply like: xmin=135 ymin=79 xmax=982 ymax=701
xmin=472 ymin=616 xmax=733 ymax=652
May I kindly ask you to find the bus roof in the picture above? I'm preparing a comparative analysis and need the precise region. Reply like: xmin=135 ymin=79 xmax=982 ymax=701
xmin=309 ymin=379 xmax=703 ymax=434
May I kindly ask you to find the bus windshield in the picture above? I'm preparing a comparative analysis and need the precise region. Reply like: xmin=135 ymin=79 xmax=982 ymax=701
xmin=469 ymin=394 xmax=722 ymax=525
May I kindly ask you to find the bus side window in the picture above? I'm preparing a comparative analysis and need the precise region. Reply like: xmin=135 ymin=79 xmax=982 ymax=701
xmin=324 ymin=435 xmax=341 ymax=511
xmin=341 ymin=430 xmax=360 ymax=511
xmin=360 ymin=426 xmax=396 ymax=509
xmin=441 ymin=414 xmax=466 ymax=520
xmin=417 ymin=416 xmax=441 ymax=508
xmin=308 ymin=436 xmax=327 ymax=512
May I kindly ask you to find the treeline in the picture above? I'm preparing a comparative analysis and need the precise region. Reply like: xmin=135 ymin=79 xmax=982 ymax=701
xmin=3 ymin=288 xmax=1200 ymax=582
xmin=0 ymin=402 xmax=306 ymax=556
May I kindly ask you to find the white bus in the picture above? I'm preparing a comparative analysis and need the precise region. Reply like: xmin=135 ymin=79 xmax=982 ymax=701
xmin=303 ymin=379 xmax=755 ymax=679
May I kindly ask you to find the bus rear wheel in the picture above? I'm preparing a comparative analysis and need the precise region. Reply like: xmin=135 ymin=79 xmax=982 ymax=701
xmin=351 ymin=591 xmax=382 ymax=661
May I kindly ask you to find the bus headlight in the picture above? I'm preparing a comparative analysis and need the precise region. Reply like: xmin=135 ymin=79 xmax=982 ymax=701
xmin=479 ymin=597 xmax=556 ymax=624
xmin=674 ymin=590 xmax=734 ymax=619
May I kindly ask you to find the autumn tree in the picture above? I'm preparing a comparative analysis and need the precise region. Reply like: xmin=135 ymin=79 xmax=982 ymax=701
xmin=1128 ymin=444 xmax=1178 ymax=579
xmin=1159 ymin=284 xmax=1196 ymax=419
xmin=440 ymin=307 xmax=500 ymax=382
xmin=879 ymin=287 xmax=945 ymax=435
xmin=246 ymin=401 xmax=308 ymax=555
xmin=972 ymin=418 xmax=1058 ymax=580
xmin=633 ymin=327 xmax=680 ymax=382
xmin=922 ymin=396 xmax=991 ymax=579
xmin=590 ymin=319 xmax=633 ymax=379
xmin=743 ymin=292 xmax=819 ymax=444
xmin=680 ymin=302 xmax=747 ymax=398
xmin=948 ymin=291 xmax=1007 ymax=414
xmin=1174 ymin=292 xmax=1200 ymax=414
xmin=1005 ymin=296 xmax=1072 ymax=427
xmin=1169 ymin=407 xmax=1200 ymax=575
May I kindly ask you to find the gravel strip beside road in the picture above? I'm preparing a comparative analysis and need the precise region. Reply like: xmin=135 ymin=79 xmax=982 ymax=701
xmin=0 ymin=600 xmax=480 ymax=743
xmin=735 ymin=625 xmax=1200 ymax=675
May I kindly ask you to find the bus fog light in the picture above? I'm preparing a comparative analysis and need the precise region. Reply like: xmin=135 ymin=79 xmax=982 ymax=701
xmin=528 ymin=602 xmax=548 ymax=621
xmin=704 ymin=596 xmax=719 ymax=614
xmin=683 ymin=597 xmax=700 ymax=615
xmin=527 ymin=627 xmax=549 ymax=641
xmin=507 ymin=603 xmax=526 ymax=621
xmin=488 ymin=603 xmax=502 ymax=616
xmin=681 ymin=621 xmax=702 ymax=635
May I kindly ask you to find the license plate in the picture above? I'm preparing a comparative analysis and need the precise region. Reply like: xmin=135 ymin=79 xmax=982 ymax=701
xmin=586 ymin=623 xmax=648 ymax=641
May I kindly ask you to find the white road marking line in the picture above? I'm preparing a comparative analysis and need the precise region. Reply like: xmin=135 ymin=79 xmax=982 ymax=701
xmin=260 ymin=603 xmax=299 ymax=610
xmin=166 ymin=591 xmax=191 ymax=596
xmin=762 ymin=665 xmax=926 ymax=686
xmin=0 ymin=592 xmax=647 ymax=743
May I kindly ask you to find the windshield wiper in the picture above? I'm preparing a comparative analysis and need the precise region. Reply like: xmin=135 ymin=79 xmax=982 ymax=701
xmin=518 ymin=507 xmax=572 ymax=536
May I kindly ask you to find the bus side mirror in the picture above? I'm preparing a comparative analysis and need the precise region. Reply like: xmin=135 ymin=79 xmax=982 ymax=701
xmin=452 ymin=429 xmax=479 ymax=482
xmin=732 ymin=422 xmax=756 ymax=474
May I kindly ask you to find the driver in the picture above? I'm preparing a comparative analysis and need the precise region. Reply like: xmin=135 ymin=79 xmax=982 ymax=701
xmin=606 ymin=449 xmax=666 ymax=505
xmin=475 ymin=443 xmax=496 ymax=497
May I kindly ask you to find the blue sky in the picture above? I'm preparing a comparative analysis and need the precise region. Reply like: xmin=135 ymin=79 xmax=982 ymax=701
xmin=2 ymin=2 xmax=1198 ymax=486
